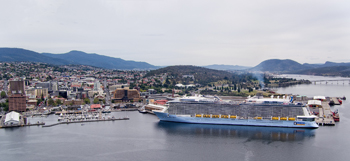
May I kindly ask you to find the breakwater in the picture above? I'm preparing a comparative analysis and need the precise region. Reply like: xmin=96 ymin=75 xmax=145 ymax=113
xmin=42 ymin=117 xmax=129 ymax=127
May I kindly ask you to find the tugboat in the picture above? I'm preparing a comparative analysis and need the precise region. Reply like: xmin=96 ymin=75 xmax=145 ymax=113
xmin=332 ymin=109 xmax=340 ymax=122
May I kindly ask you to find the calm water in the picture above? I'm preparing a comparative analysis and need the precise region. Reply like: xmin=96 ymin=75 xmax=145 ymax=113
xmin=1 ymin=75 xmax=349 ymax=161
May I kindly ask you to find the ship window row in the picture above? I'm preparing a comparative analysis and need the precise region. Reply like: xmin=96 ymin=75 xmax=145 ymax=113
xmin=168 ymin=103 xmax=303 ymax=118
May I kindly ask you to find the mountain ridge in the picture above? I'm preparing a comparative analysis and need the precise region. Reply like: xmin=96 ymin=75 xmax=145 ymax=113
xmin=0 ymin=48 xmax=158 ymax=70
xmin=203 ymin=64 xmax=251 ymax=71
xmin=1 ymin=47 xmax=350 ymax=75
xmin=0 ymin=48 xmax=70 ymax=65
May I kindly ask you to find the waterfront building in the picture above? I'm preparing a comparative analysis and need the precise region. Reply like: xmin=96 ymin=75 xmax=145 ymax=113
xmin=90 ymin=104 xmax=102 ymax=110
xmin=112 ymin=88 xmax=140 ymax=102
xmin=4 ymin=111 xmax=20 ymax=126
xmin=63 ymin=99 xmax=84 ymax=106
xmin=8 ymin=80 xmax=26 ymax=112
xmin=8 ymin=80 xmax=25 ymax=95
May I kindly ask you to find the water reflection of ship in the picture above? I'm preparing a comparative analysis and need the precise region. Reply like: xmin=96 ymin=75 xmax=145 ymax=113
xmin=156 ymin=122 xmax=315 ymax=142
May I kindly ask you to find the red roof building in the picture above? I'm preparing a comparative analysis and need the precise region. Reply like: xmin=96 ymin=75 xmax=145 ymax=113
xmin=90 ymin=104 xmax=101 ymax=109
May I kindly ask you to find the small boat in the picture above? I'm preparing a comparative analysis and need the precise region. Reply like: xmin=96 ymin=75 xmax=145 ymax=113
xmin=139 ymin=109 xmax=147 ymax=114
xmin=138 ymin=106 xmax=147 ymax=114
xmin=81 ymin=124 xmax=85 ymax=126
xmin=338 ymin=99 xmax=343 ymax=105
xmin=102 ymin=109 xmax=111 ymax=113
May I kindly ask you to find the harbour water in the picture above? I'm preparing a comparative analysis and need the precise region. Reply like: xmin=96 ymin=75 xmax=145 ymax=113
xmin=1 ymin=75 xmax=349 ymax=161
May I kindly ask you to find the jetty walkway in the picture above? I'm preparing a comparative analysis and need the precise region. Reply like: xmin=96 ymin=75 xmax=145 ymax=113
xmin=42 ymin=117 xmax=129 ymax=127
xmin=0 ymin=122 xmax=45 ymax=128
xmin=315 ymin=102 xmax=335 ymax=126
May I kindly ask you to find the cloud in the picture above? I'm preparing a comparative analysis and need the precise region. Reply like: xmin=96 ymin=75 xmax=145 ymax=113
xmin=1 ymin=0 xmax=349 ymax=66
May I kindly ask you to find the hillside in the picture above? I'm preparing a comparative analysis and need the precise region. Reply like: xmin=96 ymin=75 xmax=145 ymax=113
xmin=0 ymin=48 xmax=69 ymax=65
xmin=145 ymin=65 xmax=255 ymax=85
xmin=250 ymin=59 xmax=309 ymax=72
xmin=42 ymin=50 xmax=158 ymax=70
xmin=203 ymin=64 xmax=251 ymax=71
xmin=0 ymin=48 xmax=158 ymax=70
xmin=290 ymin=66 xmax=350 ymax=77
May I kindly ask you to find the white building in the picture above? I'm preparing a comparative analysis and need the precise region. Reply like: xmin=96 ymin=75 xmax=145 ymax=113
xmin=4 ymin=111 xmax=20 ymax=126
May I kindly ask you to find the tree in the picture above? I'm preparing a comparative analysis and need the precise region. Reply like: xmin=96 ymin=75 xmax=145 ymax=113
xmin=48 ymin=98 xmax=54 ymax=106
xmin=56 ymin=99 xmax=62 ymax=105
xmin=248 ymin=87 xmax=253 ymax=92
xmin=1 ymin=100 xmax=9 ymax=112
xmin=84 ymin=98 xmax=90 ymax=104
xmin=37 ymin=99 xmax=43 ymax=106
xmin=1 ymin=91 xmax=6 ymax=98
xmin=93 ymin=98 xmax=99 ymax=104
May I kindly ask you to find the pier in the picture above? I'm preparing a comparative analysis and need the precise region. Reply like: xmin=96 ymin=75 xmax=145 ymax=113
xmin=330 ymin=97 xmax=341 ymax=105
xmin=0 ymin=122 xmax=45 ymax=128
xmin=315 ymin=102 xmax=335 ymax=126
xmin=42 ymin=117 xmax=129 ymax=127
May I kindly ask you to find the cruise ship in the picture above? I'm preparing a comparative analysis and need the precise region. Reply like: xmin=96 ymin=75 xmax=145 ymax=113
xmin=153 ymin=95 xmax=319 ymax=129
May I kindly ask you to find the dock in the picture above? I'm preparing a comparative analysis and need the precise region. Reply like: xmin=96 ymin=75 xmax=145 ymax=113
xmin=330 ymin=97 xmax=341 ymax=105
xmin=0 ymin=122 xmax=45 ymax=128
xmin=42 ymin=117 xmax=129 ymax=127
xmin=315 ymin=102 xmax=335 ymax=126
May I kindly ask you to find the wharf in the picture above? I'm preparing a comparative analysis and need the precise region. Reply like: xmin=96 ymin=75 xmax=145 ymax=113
xmin=0 ymin=123 xmax=45 ymax=128
xmin=315 ymin=102 xmax=335 ymax=126
xmin=42 ymin=117 xmax=129 ymax=127
xmin=330 ymin=97 xmax=341 ymax=105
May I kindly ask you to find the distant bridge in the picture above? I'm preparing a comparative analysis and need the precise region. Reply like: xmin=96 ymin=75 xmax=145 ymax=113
xmin=310 ymin=79 xmax=350 ymax=84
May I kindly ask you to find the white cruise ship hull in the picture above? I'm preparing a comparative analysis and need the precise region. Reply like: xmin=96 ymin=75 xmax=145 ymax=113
xmin=154 ymin=111 xmax=319 ymax=129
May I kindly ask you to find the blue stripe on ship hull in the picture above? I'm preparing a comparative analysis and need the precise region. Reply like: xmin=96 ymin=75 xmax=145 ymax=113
xmin=154 ymin=112 xmax=319 ymax=129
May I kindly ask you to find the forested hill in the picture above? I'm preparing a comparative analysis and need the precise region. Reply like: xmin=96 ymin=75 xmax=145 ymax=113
xmin=0 ymin=48 xmax=158 ymax=70
xmin=145 ymin=65 xmax=255 ymax=85
xmin=250 ymin=59 xmax=307 ymax=72
xmin=42 ymin=50 xmax=158 ymax=70
xmin=0 ymin=48 xmax=69 ymax=65
xmin=289 ymin=66 xmax=350 ymax=77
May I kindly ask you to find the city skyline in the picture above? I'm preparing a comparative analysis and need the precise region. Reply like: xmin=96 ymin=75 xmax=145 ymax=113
xmin=1 ymin=0 xmax=349 ymax=66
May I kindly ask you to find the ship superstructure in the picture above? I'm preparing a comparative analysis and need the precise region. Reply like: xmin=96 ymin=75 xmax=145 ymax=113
xmin=153 ymin=95 xmax=318 ymax=129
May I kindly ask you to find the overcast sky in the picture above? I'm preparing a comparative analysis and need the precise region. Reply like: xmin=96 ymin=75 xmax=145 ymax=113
xmin=1 ymin=0 xmax=350 ymax=66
